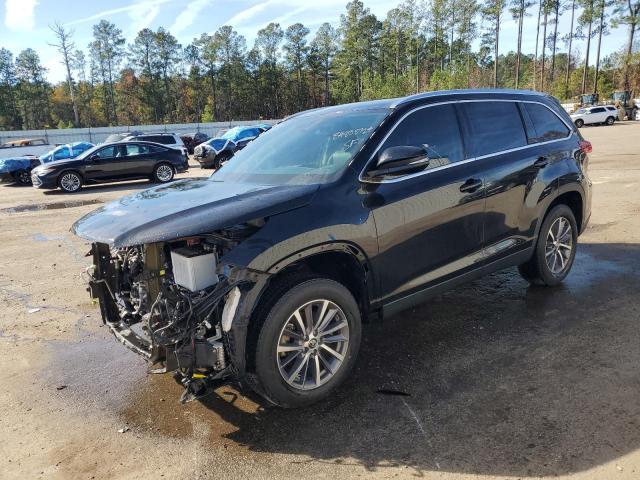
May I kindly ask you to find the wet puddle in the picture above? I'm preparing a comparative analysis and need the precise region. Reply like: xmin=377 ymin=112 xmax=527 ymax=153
xmin=1 ymin=199 xmax=102 ymax=213
xmin=44 ymin=332 xmax=262 ymax=443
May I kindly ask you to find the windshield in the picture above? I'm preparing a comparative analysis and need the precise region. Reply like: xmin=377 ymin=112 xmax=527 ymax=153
xmin=211 ymin=108 xmax=389 ymax=185
xmin=575 ymin=108 xmax=587 ymax=114
xmin=220 ymin=128 xmax=242 ymax=140
xmin=74 ymin=144 xmax=103 ymax=161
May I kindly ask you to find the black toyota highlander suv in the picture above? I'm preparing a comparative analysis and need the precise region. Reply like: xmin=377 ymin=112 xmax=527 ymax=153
xmin=73 ymin=89 xmax=592 ymax=408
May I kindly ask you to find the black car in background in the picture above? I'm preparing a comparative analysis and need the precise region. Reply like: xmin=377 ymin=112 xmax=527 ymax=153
xmin=32 ymin=141 xmax=188 ymax=192
xmin=181 ymin=132 xmax=210 ymax=154
xmin=75 ymin=89 xmax=592 ymax=408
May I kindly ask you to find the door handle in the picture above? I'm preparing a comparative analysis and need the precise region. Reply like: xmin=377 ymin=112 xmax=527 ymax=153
xmin=460 ymin=178 xmax=482 ymax=193
xmin=534 ymin=156 xmax=549 ymax=168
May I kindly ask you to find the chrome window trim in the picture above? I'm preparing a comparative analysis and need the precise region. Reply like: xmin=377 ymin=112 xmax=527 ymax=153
xmin=359 ymin=98 xmax=574 ymax=185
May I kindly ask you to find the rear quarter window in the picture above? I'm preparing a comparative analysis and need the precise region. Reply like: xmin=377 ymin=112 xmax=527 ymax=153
xmin=462 ymin=101 xmax=527 ymax=157
xmin=522 ymin=103 xmax=570 ymax=143
xmin=140 ymin=135 xmax=174 ymax=144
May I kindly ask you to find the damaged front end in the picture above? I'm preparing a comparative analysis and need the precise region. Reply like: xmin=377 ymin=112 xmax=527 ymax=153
xmin=87 ymin=225 xmax=267 ymax=403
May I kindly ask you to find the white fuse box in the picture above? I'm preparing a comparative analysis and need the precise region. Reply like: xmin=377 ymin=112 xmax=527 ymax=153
xmin=170 ymin=248 xmax=218 ymax=292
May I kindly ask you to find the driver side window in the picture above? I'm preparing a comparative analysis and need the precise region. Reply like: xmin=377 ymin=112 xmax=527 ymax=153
xmin=95 ymin=146 xmax=117 ymax=159
xmin=379 ymin=104 xmax=464 ymax=169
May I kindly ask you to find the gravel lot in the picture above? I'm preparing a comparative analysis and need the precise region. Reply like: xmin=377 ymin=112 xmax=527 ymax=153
xmin=1 ymin=124 xmax=639 ymax=480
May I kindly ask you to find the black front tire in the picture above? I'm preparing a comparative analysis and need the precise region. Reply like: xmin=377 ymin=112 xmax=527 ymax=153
xmin=518 ymin=204 xmax=578 ymax=286
xmin=16 ymin=169 xmax=31 ymax=185
xmin=215 ymin=152 xmax=233 ymax=169
xmin=574 ymin=119 xmax=584 ymax=128
xmin=250 ymin=277 xmax=362 ymax=408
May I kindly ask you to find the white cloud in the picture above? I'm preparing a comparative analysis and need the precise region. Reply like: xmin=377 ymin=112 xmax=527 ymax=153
xmin=170 ymin=0 xmax=213 ymax=36
xmin=5 ymin=0 xmax=38 ymax=31
xmin=225 ymin=1 xmax=274 ymax=27
xmin=225 ymin=0 xmax=391 ymax=38
xmin=65 ymin=0 xmax=171 ymax=27
xmin=128 ymin=1 xmax=163 ymax=32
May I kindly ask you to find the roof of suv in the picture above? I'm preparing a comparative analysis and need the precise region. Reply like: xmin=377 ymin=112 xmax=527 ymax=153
xmin=293 ymin=89 xmax=553 ymax=118
xmin=128 ymin=133 xmax=179 ymax=137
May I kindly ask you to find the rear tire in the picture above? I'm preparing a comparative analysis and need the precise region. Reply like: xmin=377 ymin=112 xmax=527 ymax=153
xmin=250 ymin=277 xmax=362 ymax=408
xmin=152 ymin=163 xmax=174 ymax=183
xmin=606 ymin=116 xmax=615 ymax=125
xmin=58 ymin=171 xmax=82 ymax=193
xmin=574 ymin=119 xmax=584 ymax=128
xmin=518 ymin=204 xmax=578 ymax=286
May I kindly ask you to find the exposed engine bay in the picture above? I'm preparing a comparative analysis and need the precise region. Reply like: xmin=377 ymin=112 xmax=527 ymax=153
xmin=87 ymin=220 xmax=267 ymax=402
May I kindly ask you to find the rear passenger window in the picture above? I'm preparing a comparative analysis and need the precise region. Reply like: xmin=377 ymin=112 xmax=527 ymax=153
xmin=125 ymin=144 xmax=150 ymax=156
xmin=380 ymin=104 xmax=464 ymax=168
xmin=523 ymin=103 xmax=570 ymax=143
xmin=591 ymin=107 xmax=605 ymax=113
xmin=463 ymin=102 xmax=527 ymax=156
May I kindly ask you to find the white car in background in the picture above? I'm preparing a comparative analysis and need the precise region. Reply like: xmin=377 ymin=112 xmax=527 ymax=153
xmin=570 ymin=105 xmax=618 ymax=128
xmin=122 ymin=132 xmax=188 ymax=159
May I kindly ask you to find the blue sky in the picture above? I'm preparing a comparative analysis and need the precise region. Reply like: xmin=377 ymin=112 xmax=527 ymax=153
xmin=1 ymin=0 xmax=630 ymax=83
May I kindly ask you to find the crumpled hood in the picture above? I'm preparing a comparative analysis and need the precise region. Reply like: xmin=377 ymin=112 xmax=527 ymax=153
xmin=72 ymin=178 xmax=318 ymax=247
xmin=197 ymin=138 xmax=235 ymax=155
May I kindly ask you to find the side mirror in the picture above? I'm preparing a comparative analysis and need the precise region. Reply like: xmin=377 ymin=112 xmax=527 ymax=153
xmin=88 ymin=154 xmax=98 ymax=162
xmin=368 ymin=145 xmax=429 ymax=178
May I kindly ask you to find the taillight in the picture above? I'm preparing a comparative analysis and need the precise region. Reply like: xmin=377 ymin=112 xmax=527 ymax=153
xmin=579 ymin=140 xmax=592 ymax=154
xmin=578 ymin=140 xmax=591 ymax=171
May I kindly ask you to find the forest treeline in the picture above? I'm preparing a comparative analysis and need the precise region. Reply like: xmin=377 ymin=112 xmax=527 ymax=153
xmin=1 ymin=0 xmax=639 ymax=130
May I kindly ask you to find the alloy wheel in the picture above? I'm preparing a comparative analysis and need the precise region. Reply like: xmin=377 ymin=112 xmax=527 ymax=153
xmin=156 ymin=164 xmax=173 ymax=182
xmin=276 ymin=299 xmax=350 ymax=391
xmin=545 ymin=216 xmax=573 ymax=275
xmin=60 ymin=173 xmax=80 ymax=192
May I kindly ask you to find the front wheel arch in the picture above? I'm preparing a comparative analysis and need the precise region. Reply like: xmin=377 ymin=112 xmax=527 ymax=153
xmin=265 ymin=243 xmax=375 ymax=315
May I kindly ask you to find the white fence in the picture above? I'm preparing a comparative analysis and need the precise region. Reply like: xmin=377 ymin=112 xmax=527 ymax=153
xmin=0 ymin=120 xmax=278 ymax=146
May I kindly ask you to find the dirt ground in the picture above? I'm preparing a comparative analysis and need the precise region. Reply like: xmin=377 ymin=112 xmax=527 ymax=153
xmin=0 ymin=123 xmax=639 ymax=480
